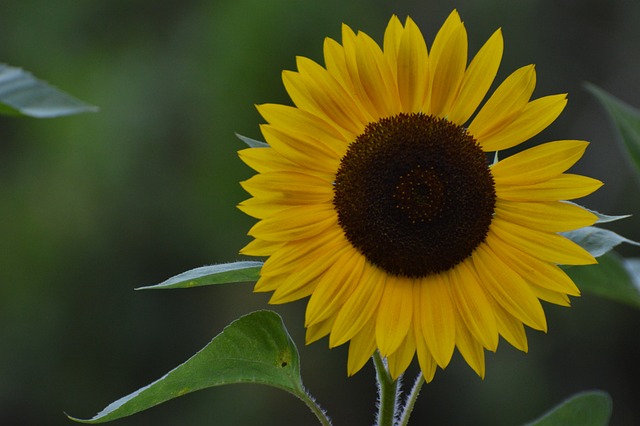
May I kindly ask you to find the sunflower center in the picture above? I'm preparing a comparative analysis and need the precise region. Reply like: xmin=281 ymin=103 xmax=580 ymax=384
xmin=333 ymin=113 xmax=496 ymax=278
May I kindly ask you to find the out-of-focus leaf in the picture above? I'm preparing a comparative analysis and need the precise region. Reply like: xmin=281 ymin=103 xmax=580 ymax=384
xmin=69 ymin=311 xmax=305 ymax=423
xmin=585 ymin=82 xmax=640 ymax=178
xmin=581 ymin=205 xmax=630 ymax=224
xmin=565 ymin=252 xmax=640 ymax=309
xmin=136 ymin=261 xmax=263 ymax=290
xmin=235 ymin=132 xmax=269 ymax=148
xmin=0 ymin=64 xmax=97 ymax=117
xmin=523 ymin=390 xmax=612 ymax=426
xmin=562 ymin=226 xmax=640 ymax=258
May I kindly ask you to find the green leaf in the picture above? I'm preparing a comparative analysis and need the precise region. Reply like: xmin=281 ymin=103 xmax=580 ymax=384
xmin=69 ymin=311 xmax=305 ymax=423
xmin=585 ymin=82 xmax=640 ymax=177
xmin=0 ymin=63 xmax=98 ymax=117
xmin=565 ymin=252 xmax=640 ymax=309
xmin=136 ymin=261 xmax=263 ymax=290
xmin=562 ymin=226 xmax=640 ymax=258
xmin=523 ymin=390 xmax=612 ymax=426
xmin=235 ymin=132 xmax=269 ymax=148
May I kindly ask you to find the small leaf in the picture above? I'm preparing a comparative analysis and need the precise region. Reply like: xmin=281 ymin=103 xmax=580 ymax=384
xmin=235 ymin=132 xmax=269 ymax=148
xmin=565 ymin=252 xmax=640 ymax=309
xmin=0 ymin=63 xmax=98 ymax=117
xmin=562 ymin=226 xmax=640 ymax=258
xmin=579 ymin=204 xmax=631 ymax=224
xmin=69 ymin=311 xmax=305 ymax=423
xmin=136 ymin=261 xmax=263 ymax=290
xmin=523 ymin=390 xmax=612 ymax=426
xmin=564 ymin=202 xmax=630 ymax=224
xmin=585 ymin=82 xmax=640 ymax=178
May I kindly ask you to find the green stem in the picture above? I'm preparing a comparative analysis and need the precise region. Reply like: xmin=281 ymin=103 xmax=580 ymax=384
xmin=373 ymin=351 xmax=399 ymax=426
xmin=397 ymin=372 xmax=425 ymax=426
xmin=298 ymin=389 xmax=333 ymax=426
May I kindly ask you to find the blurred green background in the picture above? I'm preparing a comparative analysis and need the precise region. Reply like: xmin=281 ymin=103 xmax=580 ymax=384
xmin=0 ymin=0 xmax=639 ymax=425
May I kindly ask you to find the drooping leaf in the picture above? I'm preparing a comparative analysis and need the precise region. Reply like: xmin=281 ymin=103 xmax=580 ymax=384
xmin=69 ymin=311 xmax=305 ymax=423
xmin=136 ymin=261 xmax=263 ymax=290
xmin=562 ymin=226 xmax=640 ymax=258
xmin=585 ymin=82 xmax=640 ymax=179
xmin=523 ymin=390 xmax=612 ymax=426
xmin=565 ymin=252 xmax=640 ymax=309
xmin=235 ymin=132 xmax=269 ymax=148
xmin=580 ymin=205 xmax=630 ymax=224
xmin=0 ymin=63 xmax=97 ymax=117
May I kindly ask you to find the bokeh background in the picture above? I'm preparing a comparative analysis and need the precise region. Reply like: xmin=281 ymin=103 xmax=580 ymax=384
xmin=1 ymin=0 xmax=639 ymax=425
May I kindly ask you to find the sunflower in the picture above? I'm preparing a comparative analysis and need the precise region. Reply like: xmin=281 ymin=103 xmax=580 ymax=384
xmin=238 ymin=10 xmax=602 ymax=381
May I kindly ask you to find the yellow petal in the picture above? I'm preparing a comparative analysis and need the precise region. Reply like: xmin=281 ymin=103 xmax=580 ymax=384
xmin=240 ymin=238 xmax=285 ymax=257
xmin=396 ymin=16 xmax=429 ymax=112
xmin=376 ymin=276 xmax=414 ymax=356
xmin=469 ymin=65 xmax=536 ymax=144
xmin=253 ymin=272 xmax=286 ymax=293
xmin=450 ymin=260 xmax=499 ymax=351
xmin=494 ymin=199 xmax=598 ymax=232
xmin=428 ymin=19 xmax=467 ymax=116
xmin=418 ymin=273 xmax=456 ymax=368
xmin=447 ymin=28 xmax=503 ymax=125
xmin=323 ymin=37 xmax=357 ymax=98
xmin=530 ymin=285 xmax=571 ymax=307
xmin=491 ymin=140 xmax=589 ymax=185
xmin=480 ymin=94 xmax=568 ymax=151
xmin=496 ymin=174 xmax=603 ymax=202
xmin=490 ymin=217 xmax=596 ymax=266
xmin=422 ymin=10 xmax=461 ymax=112
xmin=414 ymin=319 xmax=438 ymax=383
xmin=239 ymin=147 xmax=291 ymax=173
xmin=383 ymin=15 xmax=405 ymax=76
xmin=472 ymin=243 xmax=548 ymax=331
xmin=283 ymin=61 xmax=364 ymax=138
xmin=248 ymin=204 xmax=336 ymax=242
xmin=306 ymin=248 xmax=364 ymax=326
xmin=257 ymin=103 xmax=348 ymax=156
xmin=492 ymin=301 xmax=528 ymax=352
xmin=486 ymin=232 xmax=581 ymax=296
xmin=261 ymin=226 xmax=344 ymax=276
xmin=330 ymin=265 xmax=385 ymax=347
xmin=239 ymin=147 xmax=335 ymax=182
xmin=240 ymin=171 xmax=334 ymax=204
xmin=269 ymin=243 xmax=352 ymax=304
xmin=338 ymin=23 xmax=381 ymax=122
xmin=238 ymin=197 xmax=305 ymax=219
xmin=354 ymin=30 xmax=401 ymax=117
xmin=387 ymin=328 xmax=417 ymax=380
xmin=455 ymin=318 xmax=486 ymax=378
xmin=268 ymin=275 xmax=317 ymax=304
xmin=347 ymin=317 xmax=377 ymax=376
xmin=305 ymin=315 xmax=335 ymax=344
xmin=260 ymin=126 xmax=339 ymax=175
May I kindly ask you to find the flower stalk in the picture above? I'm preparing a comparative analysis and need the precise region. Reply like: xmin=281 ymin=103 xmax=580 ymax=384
xmin=373 ymin=351 xmax=400 ymax=426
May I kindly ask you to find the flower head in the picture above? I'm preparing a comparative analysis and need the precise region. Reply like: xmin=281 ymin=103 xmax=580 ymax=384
xmin=239 ymin=10 xmax=602 ymax=381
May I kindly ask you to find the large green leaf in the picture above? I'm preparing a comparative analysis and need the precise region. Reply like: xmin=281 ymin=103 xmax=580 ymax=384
xmin=523 ymin=390 xmax=612 ymax=426
xmin=69 ymin=310 xmax=305 ymax=423
xmin=565 ymin=252 xmax=640 ymax=309
xmin=585 ymin=82 xmax=640 ymax=177
xmin=136 ymin=261 xmax=263 ymax=290
xmin=0 ymin=63 xmax=97 ymax=117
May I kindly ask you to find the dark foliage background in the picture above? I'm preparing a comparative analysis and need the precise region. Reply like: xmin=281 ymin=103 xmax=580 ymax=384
xmin=0 ymin=0 xmax=638 ymax=425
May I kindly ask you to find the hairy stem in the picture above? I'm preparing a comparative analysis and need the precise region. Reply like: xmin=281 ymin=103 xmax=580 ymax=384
xmin=373 ymin=351 xmax=400 ymax=426
xmin=397 ymin=372 xmax=425 ymax=426
xmin=298 ymin=388 xmax=332 ymax=426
